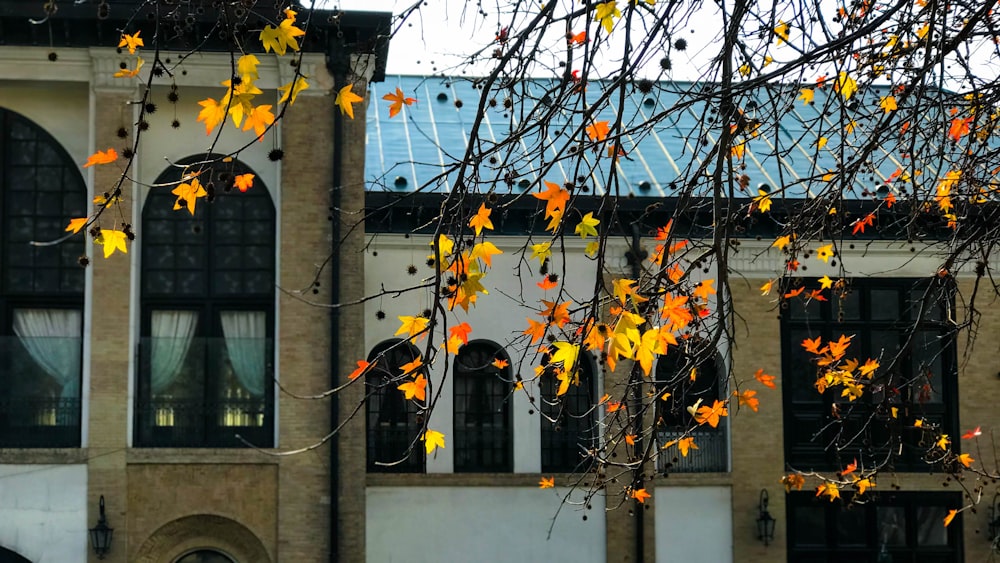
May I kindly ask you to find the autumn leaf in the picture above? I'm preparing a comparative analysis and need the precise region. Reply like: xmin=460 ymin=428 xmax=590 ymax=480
xmin=237 ymin=54 xmax=260 ymax=81
xmin=172 ymin=178 xmax=208 ymax=215
xmin=815 ymin=244 xmax=834 ymax=262
xmin=859 ymin=358 xmax=879 ymax=378
xmin=961 ymin=426 xmax=982 ymax=440
xmin=855 ymin=478 xmax=874 ymax=495
xmin=798 ymin=88 xmax=815 ymax=105
xmin=676 ymin=436 xmax=697 ymax=457
xmin=631 ymin=488 xmax=651 ymax=503
xmin=595 ymin=1 xmax=620 ymax=34
xmin=943 ymin=509 xmax=957 ymax=527
xmin=936 ymin=434 xmax=950 ymax=451
xmin=624 ymin=434 xmax=636 ymax=446
xmin=802 ymin=336 xmax=823 ymax=354
xmin=957 ymin=453 xmax=974 ymax=468
xmin=693 ymin=279 xmax=716 ymax=301
xmin=395 ymin=315 xmax=429 ymax=340
xmin=569 ymin=31 xmax=587 ymax=44
xmin=606 ymin=401 xmax=622 ymax=413
xmin=760 ymin=280 xmax=774 ymax=296
xmin=492 ymin=358 xmax=509 ymax=370
xmin=834 ymin=72 xmax=858 ymax=100
xmin=530 ymin=242 xmax=552 ymax=265
xmin=818 ymin=275 xmax=834 ymax=289
xmin=398 ymin=374 xmax=427 ymax=401
xmin=537 ymin=275 xmax=558 ymax=290
xmin=586 ymin=120 xmax=610 ymax=142
xmin=118 ymin=31 xmax=144 ymax=54
xmin=449 ymin=323 xmax=472 ymax=346
xmin=470 ymin=241 xmax=503 ymax=268
xmin=753 ymin=189 xmax=772 ymax=213
xmin=335 ymin=84 xmax=364 ymax=119
xmin=550 ymin=341 xmax=580 ymax=374
xmin=841 ymin=458 xmax=858 ymax=477
xmin=816 ymin=482 xmax=840 ymax=502
xmin=523 ymin=318 xmax=547 ymax=345
xmin=422 ymin=430 xmax=446 ymax=454
xmin=755 ymin=369 xmax=776 ymax=389
xmin=65 ymin=217 xmax=88 ymax=234
xmin=880 ymin=95 xmax=898 ymax=113
xmin=851 ymin=213 xmax=875 ymax=234
xmin=348 ymin=360 xmax=371 ymax=380
xmin=575 ymin=212 xmax=600 ymax=238
xmin=774 ymin=20 xmax=790 ymax=44
xmin=242 ymin=104 xmax=275 ymax=140
xmin=260 ymin=13 xmax=306 ymax=55
xmin=947 ymin=116 xmax=972 ymax=142
xmin=773 ymin=234 xmax=792 ymax=250
xmin=694 ymin=399 xmax=728 ymax=428
xmin=197 ymin=98 xmax=227 ymax=134
xmin=541 ymin=300 xmax=571 ymax=327
xmin=533 ymin=181 xmax=570 ymax=222
xmin=113 ymin=56 xmax=144 ymax=78
xmin=539 ymin=476 xmax=555 ymax=489
xmin=468 ymin=203 xmax=494 ymax=236
xmin=736 ymin=389 xmax=759 ymax=412
xmin=278 ymin=76 xmax=310 ymax=106
xmin=83 ymin=148 xmax=118 ymax=168
xmin=781 ymin=473 xmax=805 ymax=492
xmin=233 ymin=173 xmax=255 ymax=193
xmin=383 ymin=87 xmax=417 ymax=118
xmin=98 ymin=229 xmax=128 ymax=258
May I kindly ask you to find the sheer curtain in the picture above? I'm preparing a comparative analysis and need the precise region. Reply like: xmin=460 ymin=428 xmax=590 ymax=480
xmin=220 ymin=310 xmax=266 ymax=397
xmin=150 ymin=310 xmax=198 ymax=394
xmin=13 ymin=308 xmax=82 ymax=399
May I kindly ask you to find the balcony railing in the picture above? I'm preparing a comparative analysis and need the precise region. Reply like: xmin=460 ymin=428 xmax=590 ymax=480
xmin=135 ymin=398 xmax=271 ymax=447
xmin=657 ymin=427 xmax=729 ymax=473
xmin=0 ymin=397 xmax=81 ymax=447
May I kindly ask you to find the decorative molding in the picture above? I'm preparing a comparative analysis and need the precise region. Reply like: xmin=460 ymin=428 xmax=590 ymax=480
xmin=0 ymin=46 xmax=91 ymax=83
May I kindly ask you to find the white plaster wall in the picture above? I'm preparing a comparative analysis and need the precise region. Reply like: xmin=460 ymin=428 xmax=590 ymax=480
xmin=655 ymin=486 xmax=732 ymax=563
xmin=364 ymin=234 xmax=628 ymax=473
xmin=0 ymin=465 xmax=88 ymax=563
xmin=0 ymin=81 xmax=90 ymax=165
xmin=366 ymin=486 xmax=606 ymax=563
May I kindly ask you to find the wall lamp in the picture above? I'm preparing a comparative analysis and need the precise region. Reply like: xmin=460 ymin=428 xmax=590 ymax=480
xmin=89 ymin=495 xmax=114 ymax=560
xmin=757 ymin=489 xmax=776 ymax=546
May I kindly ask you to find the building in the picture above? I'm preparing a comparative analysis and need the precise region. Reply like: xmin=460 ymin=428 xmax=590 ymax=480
xmin=357 ymin=75 xmax=1000 ymax=562
xmin=0 ymin=2 xmax=389 ymax=562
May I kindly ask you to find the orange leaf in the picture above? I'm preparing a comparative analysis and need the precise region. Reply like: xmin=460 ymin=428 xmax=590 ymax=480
xmin=83 ymin=148 xmax=118 ymax=168
xmin=694 ymin=399 xmax=728 ymax=428
xmin=754 ymin=369 xmax=776 ymax=389
xmin=233 ymin=173 xmax=255 ymax=193
xmin=625 ymin=434 xmax=636 ymax=445
xmin=606 ymin=401 xmax=622 ymax=413
xmin=957 ymin=453 xmax=974 ymax=468
xmin=397 ymin=374 xmax=427 ymax=401
xmin=65 ymin=217 xmax=88 ymax=234
xmin=943 ymin=509 xmax=958 ymax=527
xmin=948 ymin=117 xmax=972 ymax=142
xmin=382 ymin=87 xmax=416 ymax=118
xmin=400 ymin=357 xmax=423 ymax=376
xmin=781 ymin=473 xmax=805 ymax=492
xmin=631 ymin=488 xmax=651 ymax=503
xmin=586 ymin=120 xmax=610 ymax=142
xmin=492 ymin=358 xmax=509 ymax=369
xmin=784 ymin=286 xmax=805 ymax=298
xmin=841 ymin=458 xmax=858 ymax=477
xmin=801 ymin=336 xmax=823 ymax=354
xmin=449 ymin=323 xmax=472 ymax=345
xmin=537 ymin=276 xmax=558 ymax=290
xmin=569 ymin=31 xmax=587 ymax=45
xmin=348 ymin=360 xmax=371 ymax=380
xmin=523 ymin=318 xmax=547 ymax=345
xmin=816 ymin=482 xmax=840 ymax=502
xmin=961 ymin=426 xmax=982 ymax=440
xmin=539 ymin=476 xmax=555 ymax=488
xmin=736 ymin=389 xmax=759 ymax=412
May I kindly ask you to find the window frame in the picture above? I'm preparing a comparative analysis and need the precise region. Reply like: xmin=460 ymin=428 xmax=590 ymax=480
xmin=539 ymin=351 xmax=598 ymax=474
xmin=453 ymin=339 xmax=514 ymax=473
xmin=0 ymin=108 xmax=87 ymax=448
xmin=366 ymin=338 xmax=426 ymax=473
xmin=781 ymin=277 xmax=958 ymax=472
xmin=135 ymin=156 xmax=275 ymax=448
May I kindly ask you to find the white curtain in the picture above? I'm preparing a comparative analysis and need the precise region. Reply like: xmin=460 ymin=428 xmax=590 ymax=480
xmin=220 ymin=310 xmax=267 ymax=397
xmin=13 ymin=308 xmax=82 ymax=398
xmin=151 ymin=310 xmax=199 ymax=394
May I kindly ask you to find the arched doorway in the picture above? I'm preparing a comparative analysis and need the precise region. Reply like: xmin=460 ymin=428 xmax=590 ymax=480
xmin=0 ymin=546 xmax=31 ymax=563
xmin=175 ymin=550 xmax=235 ymax=563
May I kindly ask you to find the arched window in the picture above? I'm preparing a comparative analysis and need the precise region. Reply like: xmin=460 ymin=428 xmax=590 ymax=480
xmin=136 ymin=156 xmax=275 ymax=448
xmin=174 ymin=550 xmax=235 ymax=563
xmin=366 ymin=339 xmax=425 ymax=472
xmin=0 ymin=108 xmax=86 ymax=448
xmin=655 ymin=338 xmax=728 ymax=473
xmin=453 ymin=341 xmax=512 ymax=472
xmin=540 ymin=352 xmax=597 ymax=473
xmin=0 ymin=545 xmax=32 ymax=563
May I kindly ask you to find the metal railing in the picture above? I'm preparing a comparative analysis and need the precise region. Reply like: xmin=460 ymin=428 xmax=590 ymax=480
xmin=0 ymin=397 xmax=81 ymax=447
xmin=657 ymin=427 xmax=729 ymax=473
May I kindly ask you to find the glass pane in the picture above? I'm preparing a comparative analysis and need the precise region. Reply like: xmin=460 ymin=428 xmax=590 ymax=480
xmin=835 ymin=505 xmax=868 ymax=546
xmin=876 ymin=506 xmax=905 ymax=546
xmin=916 ymin=506 xmax=949 ymax=546
xmin=870 ymin=289 xmax=900 ymax=321
xmin=910 ymin=331 xmax=944 ymax=404
xmin=791 ymin=505 xmax=826 ymax=546
xmin=834 ymin=289 xmax=861 ymax=322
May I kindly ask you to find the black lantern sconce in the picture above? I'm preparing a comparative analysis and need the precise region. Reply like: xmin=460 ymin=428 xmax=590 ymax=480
xmin=757 ymin=489 xmax=776 ymax=546
xmin=89 ymin=495 xmax=114 ymax=559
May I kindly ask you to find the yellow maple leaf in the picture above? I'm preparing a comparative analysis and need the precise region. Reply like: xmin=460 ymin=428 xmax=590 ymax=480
xmin=943 ymin=509 xmax=958 ymax=527
xmin=118 ymin=31 xmax=144 ymax=54
xmin=172 ymin=178 xmax=208 ymax=215
xmin=835 ymin=72 xmax=858 ymax=100
xmin=753 ymin=189 xmax=772 ymax=213
xmin=113 ymin=56 xmax=144 ymax=78
xmin=470 ymin=241 xmax=503 ymax=267
xmin=816 ymin=482 xmax=839 ymax=502
xmin=957 ymin=453 xmax=974 ymax=468
xmin=539 ymin=476 xmax=555 ymax=489
xmin=237 ymin=54 xmax=260 ymax=82
xmin=260 ymin=14 xmax=306 ymax=56
xmin=817 ymin=136 xmax=828 ymax=149
xmin=880 ymin=95 xmax=898 ymax=113
xmin=760 ymin=280 xmax=774 ymax=296
xmin=278 ymin=76 xmax=310 ymax=106
xmin=397 ymin=374 xmax=427 ymax=401
xmin=242 ymin=104 xmax=275 ymax=141
xmin=395 ymin=315 xmax=429 ymax=340
xmin=550 ymin=341 xmax=580 ymax=375
xmin=595 ymin=1 xmax=620 ymax=34
xmin=774 ymin=20 xmax=791 ymax=44
xmin=468 ymin=203 xmax=494 ymax=236
xmin=798 ymin=88 xmax=815 ymax=105
xmin=530 ymin=242 xmax=552 ymax=264
xmin=422 ymin=430 xmax=446 ymax=454
xmin=65 ymin=218 xmax=88 ymax=234
xmin=98 ymin=229 xmax=128 ymax=258
xmin=197 ymin=97 xmax=227 ymax=135
xmin=773 ymin=234 xmax=792 ymax=250
xmin=818 ymin=275 xmax=833 ymax=289
xmin=855 ymin=477 xmax=874 ymax=495
xmin=815 ymin=244 xmax=834 ymax=262
xmin=335 ymin=84 xmax=363 ymax=119
xmin=575 ymin=212 xmax=600 ymax=238
xmin=936 ymin=434 xmax=950 ymax=451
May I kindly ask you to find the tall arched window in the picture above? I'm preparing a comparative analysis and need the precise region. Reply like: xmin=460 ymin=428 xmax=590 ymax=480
xmin=0 ymin=545 xmax=32 ymax=563
xmin=366 ymin=339 xmax=425 ymax=472
xmin=0 ymin=108 xmax=86 ymax=448
xmin=540 ymin=353 xmax=597 ymax=473
xmin=454 ymin=340 xmax=512 ymax=472
xmin=136 ymin=156 xmax=274 ymax=448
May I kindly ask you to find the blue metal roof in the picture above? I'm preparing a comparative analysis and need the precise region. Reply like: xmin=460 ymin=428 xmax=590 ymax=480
xmin=364 ymin=76 xmax=918 ymax=200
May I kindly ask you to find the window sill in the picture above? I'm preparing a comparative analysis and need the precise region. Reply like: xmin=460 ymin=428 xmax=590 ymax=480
xmin=127 ymin=448 xmax=280 ymax=464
